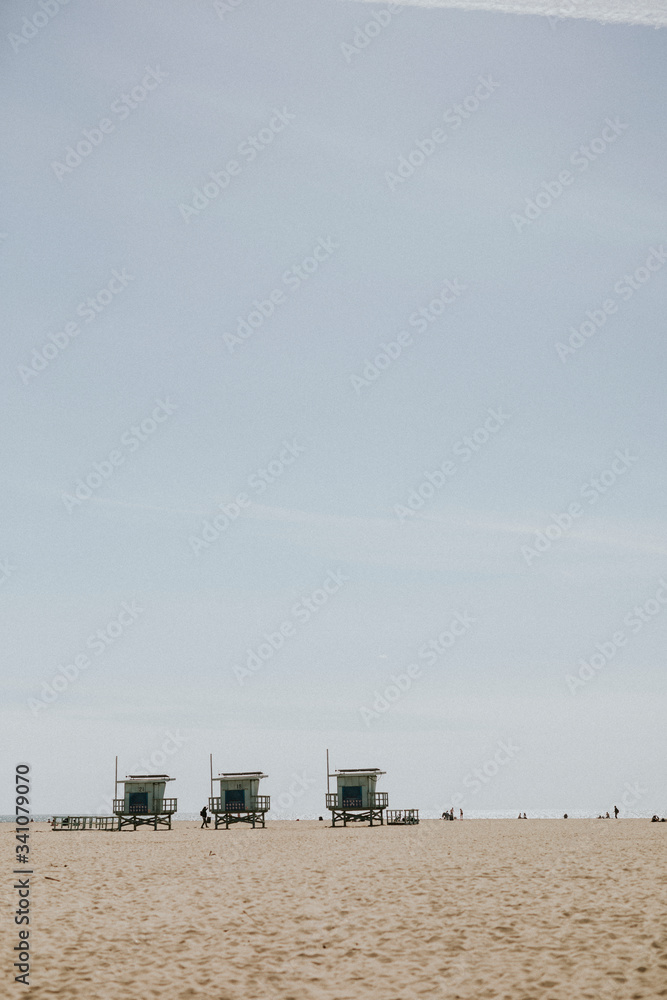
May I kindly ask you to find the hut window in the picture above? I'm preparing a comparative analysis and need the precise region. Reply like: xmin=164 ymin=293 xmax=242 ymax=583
xmin=129 ymin=792 xmax=148 ymax=813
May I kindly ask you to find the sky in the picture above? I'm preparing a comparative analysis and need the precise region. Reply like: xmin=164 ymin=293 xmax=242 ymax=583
xmin=1 ymin=0 xmax=666 ymax=819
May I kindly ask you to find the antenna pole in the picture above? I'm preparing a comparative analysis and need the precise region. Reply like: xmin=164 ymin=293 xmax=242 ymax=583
xmin=326 ymin=748 xmax=330 ymax=794
xmin=114 ymin=755 xmax=118 ymax=803
xmin=210 ymin=753 xmax=213 ymax=799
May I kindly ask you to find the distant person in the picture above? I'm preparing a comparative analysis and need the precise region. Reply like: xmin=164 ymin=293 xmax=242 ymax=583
xmin=605 ymin=811 xmax=610 ymax=819
xmin=614 ymin=805 xmax=619 ymax=819
xmin=200 ymin=805 xmax=209 ymax=829
xmin=460 ymin=808 xmax=463 ymax=820
xmin=564 ymin=814 xmax=568 ymax=819
xmin=523 ymin=813 xmax=527 ymax=820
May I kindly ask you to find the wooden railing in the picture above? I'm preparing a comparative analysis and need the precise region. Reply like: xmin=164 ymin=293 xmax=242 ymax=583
xmin=326 ymin=792 xmax=389 ymax=809
xmin=52 ymin=816 xmax=119 ymax=831
xmin=209 ymin=796 xmax=270 ymax=813
xmin=387 ymin=809 xmax=419 ymax=825
xmin=113 ymin=799 xmax=177 ymax=814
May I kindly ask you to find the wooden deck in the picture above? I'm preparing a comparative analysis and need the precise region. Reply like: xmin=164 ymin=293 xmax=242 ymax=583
xmin=112 ymin=798 xmax=177 ymax=830
xmin=326 ymin=792 xmax=389 ymax=827
xmin=209 ymin=796 xmax=270 ymax=829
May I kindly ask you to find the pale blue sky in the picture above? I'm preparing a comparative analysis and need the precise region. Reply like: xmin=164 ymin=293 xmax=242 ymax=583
xmin=2 ymin=0 xmax=666 ymax=817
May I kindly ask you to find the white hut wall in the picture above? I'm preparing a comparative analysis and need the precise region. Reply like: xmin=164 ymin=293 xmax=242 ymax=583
xmin=124 ymin=781 xmax=166 ymax=812
xmin=217 ymin=777 xmax=259 ymax=809
xmin=335 ymin=774 xmax=377 ymax=808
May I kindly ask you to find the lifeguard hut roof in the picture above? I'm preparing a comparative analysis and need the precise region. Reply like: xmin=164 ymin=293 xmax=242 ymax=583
xmin=334 ymin=768 xmax=385 ymax=776
xmin=217 ymin=772 xmax=267 ymax=779
xmin=120 ymin=774 xmax=175 ymax=782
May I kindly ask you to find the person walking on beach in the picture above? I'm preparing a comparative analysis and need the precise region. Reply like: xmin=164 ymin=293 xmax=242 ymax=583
xmin=614 ymin=805 xmax=619 ymax=819
xmin=200 ymin=805 xmax=209 ymax=828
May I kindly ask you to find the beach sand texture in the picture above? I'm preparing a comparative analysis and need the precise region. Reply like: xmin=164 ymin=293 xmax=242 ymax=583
xmin=4 ymin=819 xmax=666 ymax=1000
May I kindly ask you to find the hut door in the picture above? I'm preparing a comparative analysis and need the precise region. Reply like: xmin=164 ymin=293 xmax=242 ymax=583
xmin=129 ymin=792 xmax=148 ymax=813
xmin=342 ymin=785 xmax=362 ymax=806
xmin=225 ymin=789 xmax=245 ymax=809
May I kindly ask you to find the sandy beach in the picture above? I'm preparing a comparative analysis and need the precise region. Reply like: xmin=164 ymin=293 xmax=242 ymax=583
xmin=4 ymin=819 xmax=665 ymax=999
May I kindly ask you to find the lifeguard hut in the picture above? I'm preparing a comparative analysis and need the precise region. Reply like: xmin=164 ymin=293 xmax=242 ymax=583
xmin=326 ymin=766 xmax=388 ymax=826
xmin=113 ymin=774 xmax=177 ymax=831
xmin=209 ymin=770 xmax=270 ymax=829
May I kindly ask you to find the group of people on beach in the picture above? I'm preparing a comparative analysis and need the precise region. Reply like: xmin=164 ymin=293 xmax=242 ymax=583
xmin=441 ymin=808 xmax=463 ymax=820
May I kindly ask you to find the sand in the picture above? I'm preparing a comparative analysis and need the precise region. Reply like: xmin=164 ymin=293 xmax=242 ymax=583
xmin=3 ymin=819 xmax=666 ymax=999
